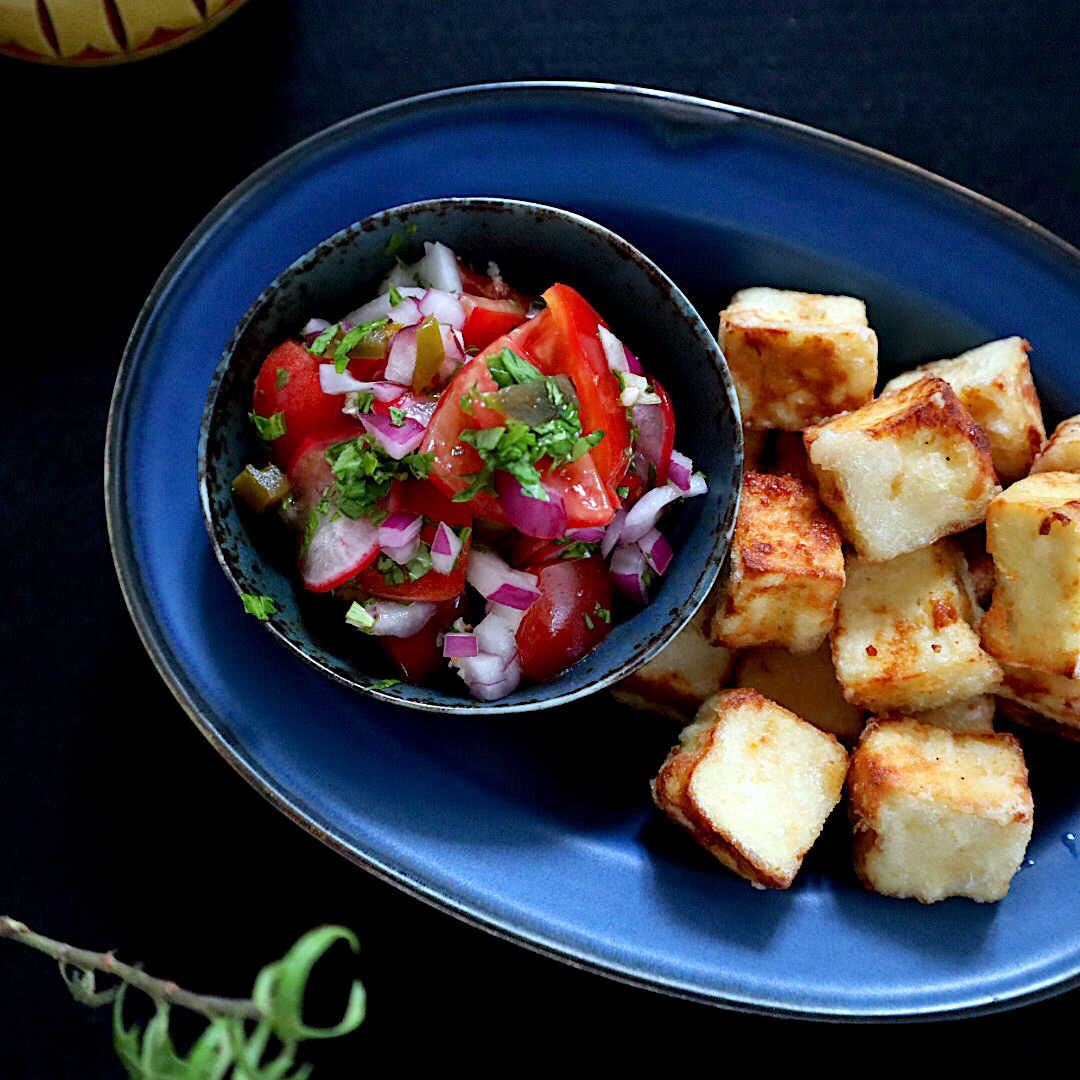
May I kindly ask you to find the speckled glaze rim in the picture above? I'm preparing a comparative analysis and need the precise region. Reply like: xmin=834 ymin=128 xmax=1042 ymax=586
xmin=106 ymin=82 xmax=1080 ymax=1021
xmin=196 ymin=194 xmax=741 ymax=714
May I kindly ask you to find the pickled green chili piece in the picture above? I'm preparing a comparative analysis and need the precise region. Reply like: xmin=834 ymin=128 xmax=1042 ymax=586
xmin=232 ymin=462 xmax=292 ymax=512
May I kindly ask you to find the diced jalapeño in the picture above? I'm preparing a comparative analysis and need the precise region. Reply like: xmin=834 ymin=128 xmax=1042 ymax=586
xmin=232 ymin=463 xmax=292 ymax=511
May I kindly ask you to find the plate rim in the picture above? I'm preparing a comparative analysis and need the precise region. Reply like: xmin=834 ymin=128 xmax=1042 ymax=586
xmin=104 ymin=79 xmax=1080 ymax=1022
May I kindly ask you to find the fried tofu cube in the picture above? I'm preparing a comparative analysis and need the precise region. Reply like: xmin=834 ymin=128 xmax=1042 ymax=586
xmin=719 ymin=287 xmax=877 ymax=431
xmin=847 ymin=718 xmax=1033 ymax=903
xmin=995 ymin=660 xmax=1080 ymax=738
xmin=980 ymin=471 xmax=1080 ymax=678
xmin=881 ymin=337 xmax=1045 ymax=483
xmin=900 ymin=694 xmax=997 ymax=734
xmin=611 ymin=595 xmax=736 ymax=721
xmin=1031 ymin=415 xmax=1080 ymax=475
xmin=651 ymin=688 xmax=849 ymax=889
xmin=804 ymin=376 xmax=1001 ymax=562
xmin=709 ymin=472 xmax=845 ymax=654
xmin=732 ymin=643 xmax=865 ymax=743
xmin=831 ymin=540 xmax=1003 ymax=712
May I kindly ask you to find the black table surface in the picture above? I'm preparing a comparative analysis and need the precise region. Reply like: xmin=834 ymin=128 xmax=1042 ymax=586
xmin=4 ymin=1 xmax=1080 ymax=1074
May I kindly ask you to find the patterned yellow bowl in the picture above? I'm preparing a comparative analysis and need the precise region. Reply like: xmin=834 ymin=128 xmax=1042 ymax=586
xmin=0 ymin=0 xmax=250 ymax=65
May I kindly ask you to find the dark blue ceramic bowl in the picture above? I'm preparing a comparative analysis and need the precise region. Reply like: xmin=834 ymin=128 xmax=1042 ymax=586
xmin=197 ymin=197 xmax=741 ymax=714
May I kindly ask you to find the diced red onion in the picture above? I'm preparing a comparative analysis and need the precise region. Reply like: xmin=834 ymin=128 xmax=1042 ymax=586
xmin=601 ymin=506 xmax=627 ymax=557
xmin=474 ymin=609 xmax=520 ymax=659
xmin=384 ymin=324 xmax=419 ymax=385
xmin=568 ymin=525 xmax=606 ymax=543
xmin=366 ymin=600 xmax=438 ymax=638
xmin=302 ymin=317 xmax=331 ymax=344
xmin=597 ymin=323 xmax=644 ymax=375
xmin=378 ymin=511 xmax=423 ymax=550
xmin=598 ymin=324 xmax=629 ymax=373
xmin=667 ymin=449 xmax=695 ymax=492
xmin=620 ymin=484 xmax=683 ymax=544
xmin=630 ymin=397 xmax=670 ymax=474
xmin=439 ymin=324 xmax=466 ymax=368
xmin=344 ymin=287 xmax=424 ymax=326
xmin=638 ymin=528 xmax=674 ymax=575
xmin=319 ymin=365 xmax=400 ymax=399
xmin=430 ymin=521 xmax=463 ymax=574
xmin=466 ymin=550 xmax=540 ymax=608
xmin=488 ymin=583 xmax=542 ymax=610
xmin=685 ymin=471 xmax=708 ymax=497
xmin=442 ymin=632 xmax=478 ymax=658
xmin=359 ymin=410 xmax=426 ymax=459
xmin=495 ymin=472 xmax=567 ymax=539
xmin=380 ymin=537 xmax=420 ymax=565
xmin=454 ymin=651 xmax=522 ymax=700
xmin=382 ymin=296 xmax=423 ymax=328
xmin=416 ymin=241 xmax=463 ymax=293
xmin=610 ymin=543 xmax=650 ymax=605
xmin=451 ymin=608 xmax=523 ymax=700
xmin=419 ymin=289 xmax=466 ymax=331
xmin=484 ymin=600 xmax=526 ymax=631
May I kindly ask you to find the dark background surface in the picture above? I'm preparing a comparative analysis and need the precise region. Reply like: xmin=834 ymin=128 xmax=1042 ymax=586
xmin=3 ymin=1 xmax=1079 ymax=1074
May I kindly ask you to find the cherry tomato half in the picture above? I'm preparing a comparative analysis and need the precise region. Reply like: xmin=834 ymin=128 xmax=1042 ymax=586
xmin=515 ymin=557 xmax=615 ymax=681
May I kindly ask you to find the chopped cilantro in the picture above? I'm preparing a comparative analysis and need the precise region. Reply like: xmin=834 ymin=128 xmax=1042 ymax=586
xmin=387 ymin=284 xmax=404 ymax=306
xmin=556 ymin=540 xmax=598 ymax=560
xmin=486 ymin=346 xmax=543 ymax=388
xmin=452 ymin=353 xmax=605 ymax=504
xmin=334 ymin=318 xmax=389 ymax=373
xmin=249 ymin=410 xmax=286 ymax=441
xmin=351 ymin=390 xmax=375 ymax=414
xmin=377 ymin=543 xmax=433 ymax=584
xmin=241 ymin=594 xmax=277 ymax=620
xmin=309 ymin=325 xmax=336 ymax=356
xmin=388 ymin=406 xmax=407 ymax=427
xmin=615 ymin=485 xmax=629 ymax=498
xmin=383 ymin=233 xmax=405 ymax=257
xmin=275 ymin=367 xmax=290 ymax=389
xmin=345 ymin=601 xmax=376 ymax=631
xmin=300 ymin=435 xmax=434 ymax=553
xmin=583 ymin=612 xmax=595 ymax=630
xmin=593 ymin=602 xmax=612 ymax=624
xmin=369 ymin=677 xmax=402 ymax=690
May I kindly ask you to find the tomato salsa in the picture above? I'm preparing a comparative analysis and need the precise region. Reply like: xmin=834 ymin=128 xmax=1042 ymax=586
xmin=236 ymin=240 xmax=707 ymax=700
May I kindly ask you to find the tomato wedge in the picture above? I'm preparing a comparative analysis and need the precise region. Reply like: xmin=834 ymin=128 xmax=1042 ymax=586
xmin=253 ymin=340 xmax=362 ymax=469
xmin=502 ymin=284 xmax=632 ymax=498
xmin=420 ymin=353 xmax=617 ymax=528
xmin=515 ymin=557 xmax=615 ymax=681
xmin=461 ymin=295 xmax=528 ymax=352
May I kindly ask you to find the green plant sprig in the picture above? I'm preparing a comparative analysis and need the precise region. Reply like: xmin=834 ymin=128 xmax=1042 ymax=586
xmin=1 ymin=916 xmax=365 ymax=1080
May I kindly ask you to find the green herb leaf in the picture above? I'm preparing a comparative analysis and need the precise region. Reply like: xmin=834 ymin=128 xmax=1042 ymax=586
xmin=249 ymin=411 xmax=287 ymax=442
xmin=486 ymin=347 xmax=543 ymax=388
xmin=345 ymin=602 xmax=375 ymax=631
xmin=241 ymin=594 xmax=277 ymax=620
xmin=308 ymin=325 xmax=337 ymax=356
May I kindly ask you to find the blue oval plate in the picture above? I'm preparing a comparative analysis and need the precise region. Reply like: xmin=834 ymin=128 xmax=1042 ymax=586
xmin=106 ymin=82 xmax=1080 ymax=1020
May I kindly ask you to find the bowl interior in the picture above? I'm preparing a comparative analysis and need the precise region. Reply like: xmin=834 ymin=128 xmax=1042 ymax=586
xmin=198 ymin=197 xmax=742 ymax=713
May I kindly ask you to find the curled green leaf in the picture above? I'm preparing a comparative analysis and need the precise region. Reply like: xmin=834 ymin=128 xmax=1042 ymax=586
xmin=59 ymin=959 xmax=118 ymax=1007
xmin=252 ymin=926 xmax=366 ymax=1043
